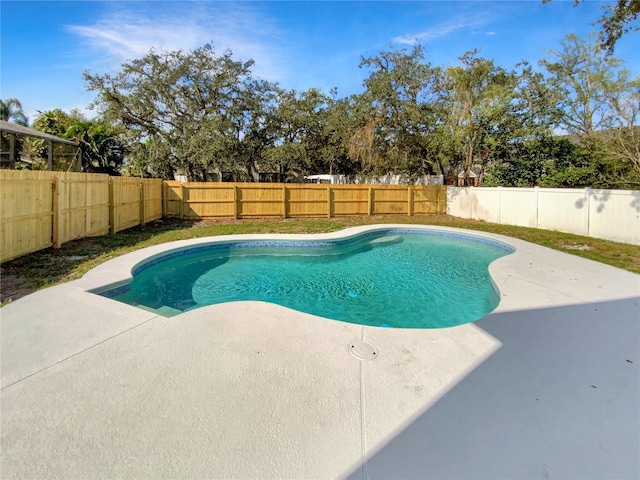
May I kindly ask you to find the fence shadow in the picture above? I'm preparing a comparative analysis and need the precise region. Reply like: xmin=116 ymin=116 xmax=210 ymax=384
xmin=344 ymin=297 xmax=640 ymax=479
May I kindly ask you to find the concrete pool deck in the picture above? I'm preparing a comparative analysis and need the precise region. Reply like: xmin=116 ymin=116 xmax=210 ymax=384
xmin=1 ymin=225 xmax=639 ymax=479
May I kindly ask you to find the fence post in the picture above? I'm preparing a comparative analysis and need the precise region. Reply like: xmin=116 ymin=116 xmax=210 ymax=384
xmin=534 ymin=186 xmax=540 ymax=228
xmin=282 ymin=185 xmax=287 ymax=218
xmin=52 ymin=176 xmax=62 ymax=248
xmin=162 ymin=181 xmax=167 ymax=217
xmin=327 ymin=186 xmax=332 ymax=218
xmin=407 ymin=185 xmax=413 ymax=216
xmin=368 ymin=187 xmax=373 ymax=216
xmin=108 ymin=177 xmax=115 ymax=234
xmin=585 ymin=187 xmax=591 ymax=238
xmin=139 ymin=181 xmax=145 ymax=227
xmin=233 ymin=185 xmax=239 ymax=219
xmin=180 ymin=183 xmax=186 ymax=219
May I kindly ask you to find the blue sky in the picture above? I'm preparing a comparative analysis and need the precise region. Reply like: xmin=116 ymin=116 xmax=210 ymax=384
xmin=1 ymin=1 xmax=638 ymax=122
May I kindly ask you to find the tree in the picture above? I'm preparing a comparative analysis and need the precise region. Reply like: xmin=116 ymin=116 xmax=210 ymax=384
xmin=597 ymin=0 xmax=640 ymax=53
xmin=65 ymin=119 xmax=126 ymax=175
xmin=352 ymin=45 xmax=440 ymax=177
xmin=29 ymin=109 xmax=125 ymax=173
xmin=1 ymin=98 xmax=28 ymax=126
xmin=483 ymin=138 xmax=596 ymax=187
xmin=438 ymin=51 xmax=522 ymax=184
xmin=595 ymin=75 xmax=640 ymax=187
xmin=263 ymin=87 xmax=332 ymax=181
xmin=541 ymin=33 xmax=640 ymax=188
xmin=540 ymin=33 xmax=627 ymax=135
xmin=124 ymin=137 xmax=174 ymax=178
xmin=227 ymin=79 xmax=279 ymax=181
xmin=1 ymin=98 xmax=29 ymax=166
xmin=27 ymin=109 xmax=77 ymax=170
xmin=85 ymin=44 xmax=256 ymax=181
xmin=542 ymin=0 xmax=639 ymax=54
xmin=321 ymin=92 xmax=357 ymax=176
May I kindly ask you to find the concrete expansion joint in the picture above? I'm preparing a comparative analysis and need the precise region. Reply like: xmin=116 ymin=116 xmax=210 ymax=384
xmin=1 ymin=314 xmax=161 ymax=391
xmin=357 ymin=325 xmax=370 ymax=479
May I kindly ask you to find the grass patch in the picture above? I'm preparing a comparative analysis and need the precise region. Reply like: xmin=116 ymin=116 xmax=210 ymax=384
xmin=1 ymin=215 xmax=638 ymax=303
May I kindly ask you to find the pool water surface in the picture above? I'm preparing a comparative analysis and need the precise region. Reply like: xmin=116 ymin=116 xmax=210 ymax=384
xmin=105 ymin=230 xmax=513 ymax=328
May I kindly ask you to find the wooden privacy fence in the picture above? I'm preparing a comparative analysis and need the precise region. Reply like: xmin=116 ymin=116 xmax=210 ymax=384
xmin=1 ymin=174 xmax=445 ymax=262
xmin=109 ymin=176 xmax=163 ymax=234
xmin=1 ymin=170 xmax=162 ymax=262
xmin=164 ymin=182 xmax=446 ymax=219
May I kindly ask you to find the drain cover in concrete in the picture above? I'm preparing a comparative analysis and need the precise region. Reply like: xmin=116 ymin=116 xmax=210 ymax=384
xmin=349 ymin=341 xmax=379 ymax=360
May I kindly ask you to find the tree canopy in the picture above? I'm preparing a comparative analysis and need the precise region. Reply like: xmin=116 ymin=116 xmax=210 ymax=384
xmin=543 ymin=0 xmax=640 ymax=54
xmin=597 ymin=0 xmax=640 ymax=53
xmin=6 ymin=30 xmax=637 ymax=189
xmin=540 ymin=33 xmax=640 ymax=187
xmin=26 ymin=109 xmax=125 ymax=174
xmin=85 ymin=44 xmax=258 ymax=180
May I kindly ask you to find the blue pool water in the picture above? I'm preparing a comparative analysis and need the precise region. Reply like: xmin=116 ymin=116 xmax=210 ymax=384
xmin=105 ymin=230 xmax=513 ymax=328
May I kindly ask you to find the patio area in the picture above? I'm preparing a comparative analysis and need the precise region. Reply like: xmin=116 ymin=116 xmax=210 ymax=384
xmin=1 ymin=227 xmax=638 ymax=479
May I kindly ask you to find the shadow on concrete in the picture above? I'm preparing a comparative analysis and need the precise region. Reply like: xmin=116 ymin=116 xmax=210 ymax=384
xmin=345 ymin=297 xmax=640 ymax=480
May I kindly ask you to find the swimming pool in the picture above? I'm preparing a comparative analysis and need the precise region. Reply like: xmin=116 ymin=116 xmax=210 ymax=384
xmin=98 ymin=227 xmax=514 ymax=328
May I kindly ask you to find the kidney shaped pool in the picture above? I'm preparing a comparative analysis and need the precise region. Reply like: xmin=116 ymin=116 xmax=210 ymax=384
xmin=99 ymin=228 xmax=514 ymax=328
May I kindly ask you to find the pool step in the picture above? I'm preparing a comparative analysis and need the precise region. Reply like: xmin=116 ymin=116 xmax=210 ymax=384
xmin=368 ymin=235 xmax=403 ymax=247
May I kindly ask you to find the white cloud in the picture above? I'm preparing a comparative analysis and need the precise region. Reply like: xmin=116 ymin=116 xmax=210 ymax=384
xmin=65 ymin=3 xmax=289 ymax=82
xmin=393 ymin=13 xmax=496 ymax=45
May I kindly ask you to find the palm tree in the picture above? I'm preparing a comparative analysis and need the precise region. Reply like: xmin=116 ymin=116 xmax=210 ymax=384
xmin=1 ymin=98 xmax=29 ymax=126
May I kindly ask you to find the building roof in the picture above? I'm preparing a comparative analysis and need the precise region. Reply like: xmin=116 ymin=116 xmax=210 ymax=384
xmin=0 ymin=120 xmax=78 ymax=146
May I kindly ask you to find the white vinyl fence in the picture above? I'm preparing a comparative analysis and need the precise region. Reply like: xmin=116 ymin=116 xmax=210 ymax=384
xmin=447 ymin=186 xmax=640 ymax=245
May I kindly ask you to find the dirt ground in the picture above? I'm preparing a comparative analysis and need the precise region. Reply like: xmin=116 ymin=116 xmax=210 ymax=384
xmin=0 ymin=218 xmax=197 ymax=304
xmin=1 ymin=238 xmax=111 ymax=303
